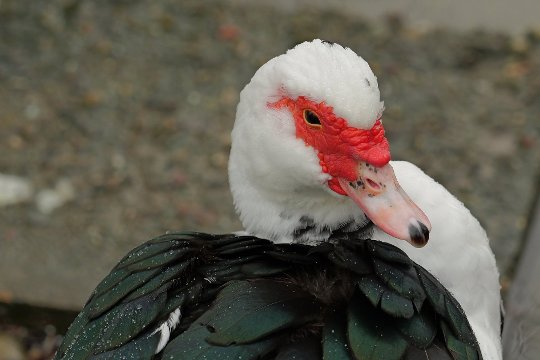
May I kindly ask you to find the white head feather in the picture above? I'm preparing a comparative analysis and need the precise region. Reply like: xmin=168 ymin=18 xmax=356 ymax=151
xmin=229 ymin=40 xmax=383 ymax=242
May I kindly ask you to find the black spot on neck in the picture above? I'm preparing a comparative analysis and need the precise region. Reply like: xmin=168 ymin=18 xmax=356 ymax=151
xmin=291 ymin=216 xmax=373 ymax=244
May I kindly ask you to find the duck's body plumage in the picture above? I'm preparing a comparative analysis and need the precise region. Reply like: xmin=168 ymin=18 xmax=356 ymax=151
xmin=56 ymin=231 xmax=482 ymax=360
xmin=56 ymin=40 xmax=502 ymax=359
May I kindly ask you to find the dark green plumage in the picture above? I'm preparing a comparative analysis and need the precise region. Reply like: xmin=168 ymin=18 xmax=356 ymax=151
xmin=55 ymin=232 xmax=482 ymax=360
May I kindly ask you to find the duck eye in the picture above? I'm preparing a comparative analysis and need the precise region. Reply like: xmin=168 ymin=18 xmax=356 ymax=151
xmin=303 ymin=109 xmax=321 ymax=127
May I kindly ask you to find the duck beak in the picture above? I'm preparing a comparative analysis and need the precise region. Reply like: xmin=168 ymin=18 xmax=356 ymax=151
xmin=338 ymin=162 xmax=431 ymax=247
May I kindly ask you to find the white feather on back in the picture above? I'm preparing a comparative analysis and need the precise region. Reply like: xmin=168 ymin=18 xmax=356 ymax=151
xmin=374 ymin=161 xmax=502 ymax=360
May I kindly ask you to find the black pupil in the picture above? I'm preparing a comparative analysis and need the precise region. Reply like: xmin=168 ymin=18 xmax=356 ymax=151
xmin=304 ymin=110 xmax=321 ymax=125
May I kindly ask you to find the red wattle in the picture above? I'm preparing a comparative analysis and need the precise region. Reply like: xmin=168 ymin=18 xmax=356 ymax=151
xmin=328 ymin=178 xmax=347 ymax=195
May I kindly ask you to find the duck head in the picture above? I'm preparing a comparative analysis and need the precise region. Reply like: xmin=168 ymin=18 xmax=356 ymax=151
xmin=229 ymin=39 xmax=430 ymax=246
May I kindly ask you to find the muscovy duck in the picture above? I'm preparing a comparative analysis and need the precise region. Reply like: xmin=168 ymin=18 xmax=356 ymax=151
xmin=55 ymin=39 xmax=502 ymax=360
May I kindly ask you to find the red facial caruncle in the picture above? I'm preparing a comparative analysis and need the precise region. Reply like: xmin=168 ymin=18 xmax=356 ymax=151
xmin=269 ymin=96 xmax=391 ymax=195
xmin=268 ymin=95 xmax=431 ymax=247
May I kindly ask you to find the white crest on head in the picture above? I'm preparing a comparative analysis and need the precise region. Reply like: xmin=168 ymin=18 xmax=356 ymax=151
xmin=276 ymin=40 xmax=383 ymax=128
xmin=229 ymin=40 xmax=383 ymax=243
xmin=251 ymin=39 xmax=383 ymax=128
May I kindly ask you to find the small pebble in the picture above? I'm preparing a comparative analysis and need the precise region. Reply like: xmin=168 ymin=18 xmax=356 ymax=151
xmin=0 ymin=174 xmax=33 ymax=207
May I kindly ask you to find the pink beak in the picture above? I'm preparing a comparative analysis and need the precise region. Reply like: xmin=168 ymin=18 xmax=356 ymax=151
xmin=338 ymin=162 xmax=431 ymax=247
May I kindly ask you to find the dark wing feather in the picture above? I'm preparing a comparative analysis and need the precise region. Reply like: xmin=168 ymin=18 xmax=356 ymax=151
xmin=396 ymin=303 xmax=437 ymax=348
xmin=199 ymin=280 xmax=322 ymax=346
xmin=56 ymin=233 xmax=484 ymax=360
xmin=88 ymin=328 xmax=160 ymax=360
xmin=160 ymin=320 xmax=282 ymax=360
xmin=347 ymin=289 xmax=409 ymax=360
xmin=325 ymin=238 xmax=481 ymax=360
xmin=162 ymin=279 xmax=323 ymax=359
xmin=274 ymin=334 xmax=322 ymax=359
xmin=416 ymin=264 xmax=481 ymax=354
xmin=322 ymin=308 xmax=354 ymax=360
xmin=441 ymin=321 xmax=480 ymax=360
xmin=56 ymin=233 xmax=203 ymax=359
xmin=55 ymin=232 xmax=297 ymax=360
xmin=404 ymin=337 xmax=455 ymax=360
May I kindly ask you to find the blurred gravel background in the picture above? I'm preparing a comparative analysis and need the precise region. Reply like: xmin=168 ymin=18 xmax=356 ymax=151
xmin=1 ymin=0 xmax=539 ymax=358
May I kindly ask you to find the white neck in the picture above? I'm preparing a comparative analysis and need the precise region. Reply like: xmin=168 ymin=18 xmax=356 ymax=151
xmin=229 ymin=159 xmax=368 ymax=243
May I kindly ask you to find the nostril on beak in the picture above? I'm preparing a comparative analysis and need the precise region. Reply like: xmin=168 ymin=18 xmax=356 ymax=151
xmin=364 ymin=178 xmax=381 ymax=192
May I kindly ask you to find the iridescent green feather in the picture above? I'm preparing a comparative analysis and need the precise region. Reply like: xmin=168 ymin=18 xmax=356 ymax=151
xmin=200 ymin=280 xmax=322 ymax=346
xmin=56 ymin=234 xmax=484 ymax=360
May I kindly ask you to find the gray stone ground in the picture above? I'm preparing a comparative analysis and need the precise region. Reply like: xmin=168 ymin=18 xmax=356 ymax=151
xmin=503 ymin=195 xmax=540 ymax=359
xmin=0 ymin=2 xmax=540 ymax=355
xmin=233 ymin=0 xmax=540 ymax=35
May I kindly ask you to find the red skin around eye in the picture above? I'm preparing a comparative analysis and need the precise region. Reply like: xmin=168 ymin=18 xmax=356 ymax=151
xmin=269 ymin=96 xmax=391 ymax=195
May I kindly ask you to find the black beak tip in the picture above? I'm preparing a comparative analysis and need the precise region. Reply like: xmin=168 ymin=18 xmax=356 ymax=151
xmin=408 ymin=221 xmax=430 ymax=247
xmin=419 ymin=222 xmax=429 ymax=241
